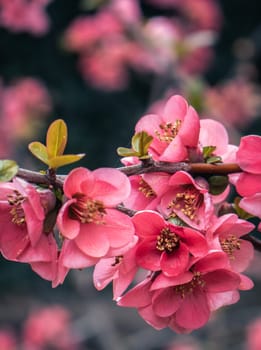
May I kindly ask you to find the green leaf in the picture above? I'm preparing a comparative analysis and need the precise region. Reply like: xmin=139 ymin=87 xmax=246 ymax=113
xmin=206 ymin=156 xmax=222 ymax=164
xmin=203 ymin=146 xmax=216 ymax=159
xmin=28 ymin=142 xmax=49 ymax=165
xmin=48 ymin=154 xmax=85 ymax=169
xmin=131 ymin=131 xmax=153 ymax=159
xmin=46 ymin=119 xmax=67 ymax=158
xmin=0 ymin=160 xmax=19 ymax=182
xmin=208 ymin=175 xmax=229 ymax=195
xmin=116 ymin=147 xmax=139 ymax=157
xmin=234 ymin=197 xmax=254 ymax=220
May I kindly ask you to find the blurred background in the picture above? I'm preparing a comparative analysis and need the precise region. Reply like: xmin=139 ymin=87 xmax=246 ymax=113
xmin=0 ymin=0 xmax=261 ymax=349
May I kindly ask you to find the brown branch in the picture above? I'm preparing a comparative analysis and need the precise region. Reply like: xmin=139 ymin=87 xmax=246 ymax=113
xmin=17 ymin=161 xmax=242 ymax=187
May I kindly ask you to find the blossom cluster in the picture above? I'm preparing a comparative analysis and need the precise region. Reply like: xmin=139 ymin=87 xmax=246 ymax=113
xmin=0 ymin=77 xmax=51 ymax=157
xmin=0 ymin=95 xmax=260 ymax=334
xmin=63 ymin=0 xmax=221 ymax=90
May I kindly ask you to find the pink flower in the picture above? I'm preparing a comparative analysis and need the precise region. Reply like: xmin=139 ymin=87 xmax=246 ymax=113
xmin=135 ymin=95 xmax=200 ymax=162
xmin=22 ymin=305 xmax=79 ymax=350
xmin=93 ymin=236 xmax=138 ymax=300
xmin=118 ymin=251 xmax=252 ymax=332
xmin=232 ymin=135 xmax=261 ymax=219
xmin=0 ymin=329 xmax=17 ymax=350
xmin=123 ymin=172 xmax=170 ymax=211
xmin=0 ymin=178 xmax=53 ymax=260
xmin=57 ymin=167 xmax=135 ymax=269
xmin=206 ymin=214 xmax=255 ymax=272
xmin=246 ymin=317 xmax=261 ymax=350
xmin=159 ymin=171 xmax=213 ymax=230
xmin=132 ymin=210 xmax=208 ymax=276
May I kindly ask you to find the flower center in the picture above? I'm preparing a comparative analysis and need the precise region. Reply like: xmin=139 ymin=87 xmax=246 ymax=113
xmin=175 ymin=272 xmax=205 ymax=298
xmin=167 ymin=185 xmax=203 ymax=222
xmin=155 ymin=120 xmax=182 ymax=143
xmin=7 ymin=190 xmax=26 ymax=226
xmin=156 ymin=227 xmax=180 ymax=253
xmin=111 ymin=255 xmax=123 ymax=266
xmin=220 ymin=234 xmax=241 ymax=259
xmin=69 ymin=193 xmax=106 ymax=224
xmin=138 ymin=178 xmax=156 ymax=198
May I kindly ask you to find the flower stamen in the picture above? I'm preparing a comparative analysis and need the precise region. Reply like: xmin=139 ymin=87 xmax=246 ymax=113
xmin=138 ymin=178 xmax=156 ymax=198
xmin=69 ymin=193 xmax=106 ymax=224
xmin=156 ymin=227 xmax=180 ymax=253
xmin=220 ymin=234 xmax=241 ymax=259
xmin=7 ymin=190 xmax=26 ymax=226
xmin=175 ymin=272 xmax=205 ymax=298
xmin=155 ymin=120 xmax=182 ymax=143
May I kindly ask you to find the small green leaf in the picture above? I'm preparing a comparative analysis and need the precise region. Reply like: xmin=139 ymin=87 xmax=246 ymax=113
xmin=234 ymin=197 xmax=254 ymax=220
xmin=28 ymin=142 xmax=49 ymax=165
xmin=48 ymin=154 xmax=85 ymax=169
xmin=203 ymin=146 xmax=216 ymax=159
xmin=116 ymin=147 xmax=139 ymax=157
xmin=46 ymin=119 xmax=68 ymax=158
xmin=0 ymin=160 xmax=19 ymax=182
xmin=206 ymin=156 xmax=222 ymax=164
xmin=208 ymin=175 xmax=229 ymax=195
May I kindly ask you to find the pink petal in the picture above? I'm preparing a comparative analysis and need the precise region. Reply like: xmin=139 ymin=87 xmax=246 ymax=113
xmin=56 ymin=199 xmax=80 ymax=239
xmin=60 ymin=240 xmax=98 ymax=268
xmin=240 ymin=194 xmax=261 ymax=218
xmin=135 ymin=113 xmax=163 ymax=135
xmin=117 ymin=278 xmax=153 ymax=307
xmin=204 ymin=269 xmax=240 ymax=292
xmin=175 ymin=288 xmax=210 ymax=329
xmin=132 ymin=210 xmax=165 ymax=238
xmin=163 ymin=95 xmax=188 ymax=122
xmin=199 ymin=119 xmax=228 ymax=155
xmin=181 ymin=227 xmax=208 ymax=257
xmin=229 ymin=240 xmax=254 ymax=272
xmin=90 ymin=168 xmax=131 ymax=205
xmin=237 ymin=135 xmax=261 ymax=173
xmin=208 ymin=290 xmax=240 ymax=311
xmin=138 ymin=304 xmax=169 ymax=330
xmin=160 ymin=243 xmax=189 ymax=276
xmin=63 ymin=167 xmax=93 ymax=197
xmin=152 ymin=288 xmax=181 ymax=317
xmin=93 ymin=257 xmax=118 ymax=290
xmin=96 ymin=209 xmax=135 ymax=248
xmin=151 ymin=272 xmax=193 ymax=290
xmin=75 ymin=224 xmax=110 ymax=257
xmin=179 ymin=106 xmax=200 ymax=147
xmin=235 ymin=173 xmax=261 ymax=197
xmin=193 ymin=251 xmax=229 ymax=273
xmin=159 ymin=136 xmax=188 ymax=162
xmin=135 ymin=240 xmax=161 ymax=271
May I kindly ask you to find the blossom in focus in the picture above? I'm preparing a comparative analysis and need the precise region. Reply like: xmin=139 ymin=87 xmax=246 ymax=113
xmin=206 ymin=213 xmax=255 ymax=272
xmin=132 ymin=210 xmax=208 ymax=276
xmin=118 ymin=251 xmax=253 ymax=333
xmin=135 ymin=95 xmax=200 ymax=162
xmin=57 ymin=167 xmax=135 ymax=269
xmin=159 ymin=171 xmax=213 ymax=230
xmin=123 ymin=172 xmax=170 ymax=211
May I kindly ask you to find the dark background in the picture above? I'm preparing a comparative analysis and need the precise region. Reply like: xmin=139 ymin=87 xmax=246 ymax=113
xmin=0 ymin=1 xmax=261 ymax=349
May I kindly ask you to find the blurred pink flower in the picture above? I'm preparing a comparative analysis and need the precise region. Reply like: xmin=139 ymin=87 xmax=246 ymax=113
xmin=0 ymin=0 xmax=52 ymax=35
xmin=0 ymin=329 xmax=17 ymax=350
xmin=23 ymin=305 xmax=79 ymax=350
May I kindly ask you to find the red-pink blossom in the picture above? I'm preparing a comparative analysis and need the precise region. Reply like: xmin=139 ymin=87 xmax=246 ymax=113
xmin=206 ymin=213 xmax=255 ymax=272
xmin=135 ymin=95 xmax=200 ymax=162
xmin=118 ymin=251 xmax=252 ymax=332
xmin=93 ymin=236 xmax=138 ymax=300
xmin=132 ymin=210 xmax=208 ymax=276
xmin=159 ymin=171 xmax=213 ymax=230
xmin=57 ymin=167 xmax=135 ymax=269
xmin=123 ymin=172 xmax=170 ymax=211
